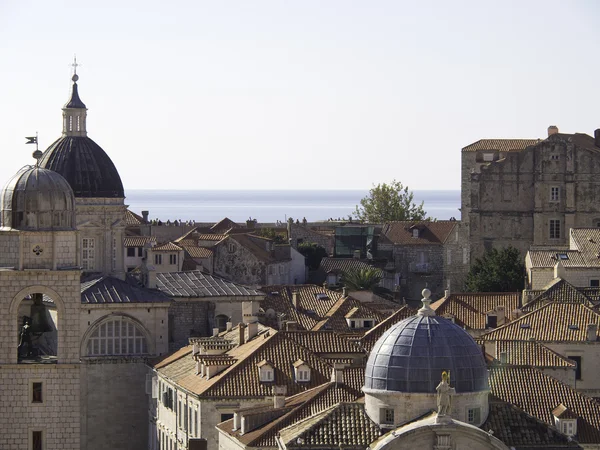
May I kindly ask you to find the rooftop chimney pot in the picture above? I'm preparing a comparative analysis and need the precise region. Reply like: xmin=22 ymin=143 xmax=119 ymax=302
xmin=548 ymin=125 xmax=559 ymax=136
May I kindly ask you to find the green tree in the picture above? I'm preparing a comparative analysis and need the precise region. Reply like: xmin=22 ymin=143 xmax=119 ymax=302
xmin=254 ymin=228 xmax=286 ymax=244
xmin=342 ymin=268 xmax=382 ymax=291
xmin=465 ymin=246 xmax=525 ymax=292
xmin=353 ymin=180 xmax=427 ymax=223
xmin=297 ymin=242 xmax=327 ymax=270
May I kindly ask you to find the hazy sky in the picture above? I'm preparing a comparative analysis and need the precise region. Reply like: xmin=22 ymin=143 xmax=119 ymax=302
xmin=1 ymin=1 xmax=599 ymax=191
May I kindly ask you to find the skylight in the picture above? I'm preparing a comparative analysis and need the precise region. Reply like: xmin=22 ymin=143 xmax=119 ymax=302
xmin=556 ymin=253 xmax=569 ymax=260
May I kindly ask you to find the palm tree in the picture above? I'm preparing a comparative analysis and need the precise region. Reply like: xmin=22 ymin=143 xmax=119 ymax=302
xmin=341 ymin=268 xmax=382 ymax=291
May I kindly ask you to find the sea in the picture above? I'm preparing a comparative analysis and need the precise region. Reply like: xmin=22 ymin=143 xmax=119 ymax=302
xmin=125 ymin=190 xmax=461 ymax=223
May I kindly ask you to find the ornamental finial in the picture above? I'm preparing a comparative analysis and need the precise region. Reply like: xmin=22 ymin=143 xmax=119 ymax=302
xmin=417 ymin=288 xmax=435 ymax=317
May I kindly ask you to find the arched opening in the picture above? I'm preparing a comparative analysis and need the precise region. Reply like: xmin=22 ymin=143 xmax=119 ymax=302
xmin=17 ymin=293 xmax=58 ymax=363
xmin=84 ymin=315 xmax=150 ymax=356
xmin=215 ymin=314 xmax=229 ymax=333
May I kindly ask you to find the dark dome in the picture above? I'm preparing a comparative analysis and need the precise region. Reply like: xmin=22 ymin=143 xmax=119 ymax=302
xmin=1 ymin=166 xmax=76 ymax=230
xmin=38 ymin=136 xmax=124 ymax=198
xmin=364 ymin=314 xmax=489 ymax=394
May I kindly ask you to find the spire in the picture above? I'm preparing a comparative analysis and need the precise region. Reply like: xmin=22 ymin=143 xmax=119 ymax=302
xmin=62 ymin=57 xmax=88 ymax=137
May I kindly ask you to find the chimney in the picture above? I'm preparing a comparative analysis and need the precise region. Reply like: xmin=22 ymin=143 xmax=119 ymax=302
xmin=499 ymin=351 xmax=508 ymax=364
xmin=147 ymin=269 xmax=157 ymax=289
xmin=548 ymin=125 xmax=559 ymax=136
xmin=342 ymin=287 xmax=347 ymax=297
xmin=246 ymin=219 xmax=256 ymax=229
xmin=554 ymin=261 xmax=566 ymax=280
xmin=142 ymin=210 xmax=149 ymax=223
xmin=212 ymin=327 xmax=219 ymax=337
xmin=497 ymin=305 xmax=506 ymax=326
xmin=292 ymin=291 xmax=298 ymax=309
xmin=238 ymin=323 xmax=245 ymax=346
xmin=272 ymin=385 xmax=287 ymax=409
xmin=226 ymin=320 xmax=233 ymax=332
xmin=285 ymin=321 xmax=298 ymax=331
xmin=246 ymin=321 xmax=258 ymax=341
xmin=595 ymin=129 xmax=600 ymax=148
xmin=444 ymin=289 xmax=449 ymax=298
xmin=587 ymin=324 xmax=598 ymax=341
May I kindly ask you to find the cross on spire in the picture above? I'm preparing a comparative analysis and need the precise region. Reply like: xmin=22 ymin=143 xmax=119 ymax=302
xmin=71 ymin=55 xmax=81 ymax=77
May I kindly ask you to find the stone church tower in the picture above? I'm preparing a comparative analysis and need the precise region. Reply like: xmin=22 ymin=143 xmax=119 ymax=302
xmin=0 ymin=164 xmax=82 ymax=449
xmin=38 ymin=72 xmax=127 ymax=279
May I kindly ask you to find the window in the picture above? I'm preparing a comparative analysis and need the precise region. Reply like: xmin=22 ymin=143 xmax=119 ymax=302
xmin=590 ymin=279 xmax=599 ymax=287
xmin=138 ymin=247 xmax=143 ymax=257
xmin=220 ymin=413 xmax=234 ymax=422
xmin=258 ymin=362 xmax=274 ymax=382
xmin=82 ymin=238 xmax=95 ymax=270
xmin=551 ymin=154 xmax=559 ymax=160
xmin=562 ymin=420 xmax=577 ymax=437
xmin=486 ymin=315 xmax=498 ymax=329
xmin=569 ymin=355 xmax=582 ymax=380
xmin=32 ymin=382 xmax=43 ymax=403
xmin=154 ymin=254 xmax=162 ymax=265
xmin=86 ymin=316 xmax=149 ymax=356
xmin=169 ymin=254 xmax=177 ymax=265
xmin=127 ymin=248 xmax=136 ymax=257
xmin=364 ymin=320 xmax=373 ymax=329
xmin=467 ymin=407 xmax=481 ymax=424
xmin=550 ymin=186 xmax=560 ymax=202
xmin=412 ymin=229 xmax=419 ymax=238
xmin=483 ymin=153 xmax=494 ymax=162
xmin=381 ymin=408 xmax=394 ymax=424
xmin=228 ymin=243 xmax=236 ymax=253
xmin=549 ymin=220 xmax=561 ymax=239
xmin=32 ymin=431 xmax=42 ymax=450
xmin=463 ymin=248 xmax=468 ymax=265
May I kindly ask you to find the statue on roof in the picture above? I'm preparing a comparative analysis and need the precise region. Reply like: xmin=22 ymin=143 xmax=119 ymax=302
xmin=436 ymin=371 xmax=455 ymax=417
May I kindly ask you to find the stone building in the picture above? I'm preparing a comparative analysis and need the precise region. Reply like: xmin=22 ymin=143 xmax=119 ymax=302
xmin=0 ymin=70 xmax=177 ymax=450
xmin=377 ymin=221 xmax=463 ymax=300
xmin=461 ymin=126 xmax=600 ymax=262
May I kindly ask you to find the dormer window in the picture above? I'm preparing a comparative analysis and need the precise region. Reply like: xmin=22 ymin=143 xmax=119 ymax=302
xmin=412 ymin=229 xmax=419 ymax=238
xmin=293 ymin=360 xmax=311 ymax=382
xmin=553 ymin=404 xmax=578 ymax=437
xmin=257 ymin=360 xmax=274 ymax=382
xmin=486 ymin=314 xmax=497 ymax=329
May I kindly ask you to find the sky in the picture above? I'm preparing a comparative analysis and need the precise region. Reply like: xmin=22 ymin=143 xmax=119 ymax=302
xmin=1 ymin=1 xmax=599 ymax=191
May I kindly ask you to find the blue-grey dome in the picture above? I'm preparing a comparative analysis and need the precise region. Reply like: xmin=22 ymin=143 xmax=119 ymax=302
xmin=364 ymin=314 xmax=489 ymax=394
xmin=1 ymin=166 xmax=76 ymax=231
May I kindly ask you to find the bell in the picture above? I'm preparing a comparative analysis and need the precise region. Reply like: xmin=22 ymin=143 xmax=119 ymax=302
xmin=29 ymin=293 xmax=53 ymax=333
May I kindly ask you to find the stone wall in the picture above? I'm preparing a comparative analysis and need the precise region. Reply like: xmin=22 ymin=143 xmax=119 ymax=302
xmin=0 ymin=231 xmax=20 ymax=267
xmin=393 ymin=245 xmax=445 ymax=301
xmin=213 ymin=239 xmax=266 ymax=286
xmin=288 ymin=223 xmax=334 ymax=256
xmin=81 ymin=358 xmax=149 ymax=450
xmin=463 ymin=136 xmax=600 ymax=262
xmin=0 ymin=364 xmax=81 ymax=450
xmin=168 ymin=300 xmax=210 ymax=351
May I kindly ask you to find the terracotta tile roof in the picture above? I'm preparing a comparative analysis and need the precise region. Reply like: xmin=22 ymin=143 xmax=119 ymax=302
xmin=211 ymin=217 xmax=239 ymax=232
xmin=281 ymin=331 xmax=365 ymax=356
xmin=278 ymin=402 xmax=382 ymax=449
xmin=80 ymin=275 xmax=171 ymax=304
xmin=126 ymin=209 xmax=144 ymax=226
xmin=480 ymin=302 xmax=600 ymax=342
xmin=493 ymin=340 xmax=576 ymax=368
xmin=151 ymin=242 xmax=183 ymax=252
xmin=318 ymin=258 xmax=382 ymax=276
xmin=358 ymin=305 xmax=417 ymax=352
xmin=157 ymin=332 xmax=336 ymax=400
xmin=381 ymin=221 xmax=457 ymax=245
xmin=462 ymin=139 xmax=539 ymax=152
xmin=527 ymin=250 xmax=588 ymax=268
xmin=227 ymin=234 xmax=291 ymax=264
xmin=180 ymin=245 xmax=213 ymax=259
xmin=312 ymin=296 xmax=386 ymax=333
xmin=156 ymin=270 xmax=262 ymax=298
xmin=430 ymin=292 xmax=521 ymax=330
xmin=123 ymin=236 xmax=156 ymax=247
xmin=217 ymin=382 xmax=363 ymax=448
xmin=522 ymin=278 xmax=596 ymax=312
xmin=489 ymin=365 xmax=600 ymax=444
xmin=483 ymin=397 xmax=582 ymax=449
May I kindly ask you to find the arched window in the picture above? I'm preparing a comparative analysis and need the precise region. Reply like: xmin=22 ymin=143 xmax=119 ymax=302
xmin=86 ymin=316 xmax=149 ymax=356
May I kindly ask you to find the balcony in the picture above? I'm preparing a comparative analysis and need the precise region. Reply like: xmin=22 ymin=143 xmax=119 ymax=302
xmin=409 ymin=262 xmax=432 ymax=273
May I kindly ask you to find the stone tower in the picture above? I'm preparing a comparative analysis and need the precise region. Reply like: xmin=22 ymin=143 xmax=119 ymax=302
xmin=38 ymin=72 xmax=127 ymax=278
xmin=0 ymin=164 xmax=82 ymax=449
